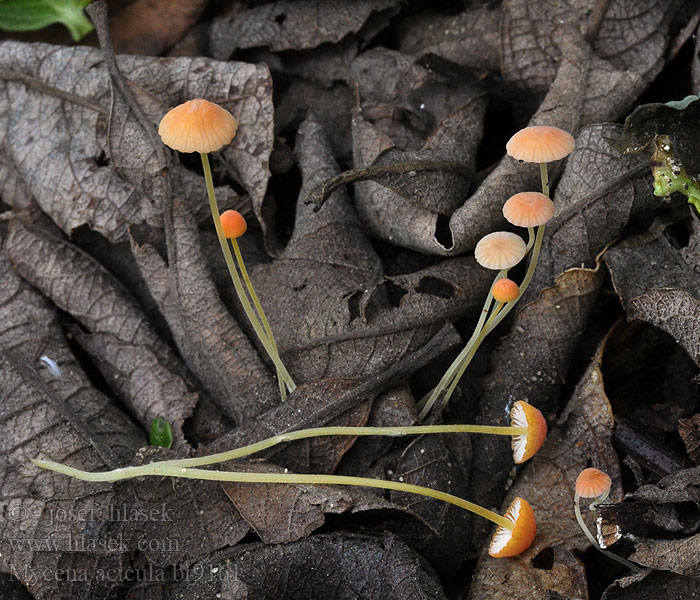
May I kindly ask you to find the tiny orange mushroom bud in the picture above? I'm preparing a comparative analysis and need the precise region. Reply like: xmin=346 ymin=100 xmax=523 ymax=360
xmin=492 ymin=278 xmax=520 ymax=303
xmin=503 ymin=192 xmax=555 ymax=228
xmin=506 ymin=126 xmax=575 ymax=164
xmin=489 ymin=497 xmax=537 ymax=557
xmin=474 ymin=232 xmax=527 ymax=270
xmin=510 ymin=401 xmax=547 ymax=464
xmin=575 ymin=468 xmax=612 ymax=499
xmin=158 ymin=99 xmax=238 ymax=154
xmin=220 ymin=210 xmax=247 ymax=239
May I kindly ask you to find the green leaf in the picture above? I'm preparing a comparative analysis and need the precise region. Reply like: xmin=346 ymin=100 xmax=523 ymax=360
xmin=149 ymin=417 xmax=173 ymax=449
xmin=0 ymin=0 xmax=93 ymax=41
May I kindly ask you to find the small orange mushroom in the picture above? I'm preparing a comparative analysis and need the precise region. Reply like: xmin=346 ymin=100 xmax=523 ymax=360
xmin=491 ymin=278 xmax=520 ymax=303
xmin=158 ymin=99 xmax=294 ymax=400
xmin=220 ymin=210 xmax=247 ymax=239
xmin=503 ymin=192 xmax=555 ymax=228
xmin=489 ymin=497 xmax=537 ymax=557
xmin=475 ymin=232 xmax=527 ymax=271
xmin=158 ymin=99 xmax=238 ymax=154
xmin=506 ymin=126 xmax=575 ymax=164
xmin=573 ymin=468 xmax=643 ymax=573
xmin=576 ymin=468 xmax=612 ymax=499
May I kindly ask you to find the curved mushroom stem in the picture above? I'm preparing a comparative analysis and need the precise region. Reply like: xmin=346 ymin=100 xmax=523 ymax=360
xmin=32 ymin=459 xmax=515 ymax=531
xmin=574 ymin=493 xmax=644 ymax=573
xmin=200 ymin=153 xmax=295 ymax=396
xmin=416 ymin=270 xmax=504 ymax=420
xmin=230 ymin=235 xmax=290 ymax=399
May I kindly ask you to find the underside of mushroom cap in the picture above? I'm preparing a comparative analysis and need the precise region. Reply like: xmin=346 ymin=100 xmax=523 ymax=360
xmin=510 ymin=401 xmax=547 ymax=464
xmin=489 ymin=497 xmax=537 ymax=557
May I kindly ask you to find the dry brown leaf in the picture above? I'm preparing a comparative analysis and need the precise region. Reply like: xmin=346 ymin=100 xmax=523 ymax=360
xmin=130 ymin=192 xmax=277 ymax=424
xmin=501 ymin=0 xmax=680 ymax=93
xmin=174 ymin=532 xmax=447 ymax=599
xmin=253 ymin=115 xmax=490 ymax=382
xmin=605 ymin=234 xmax=700 ymax=367
xmin=5 ymin=219 xmax=197 ymax=445
xmin=470 ymin=326 xmax=622 ymax=600
xmin=209 ymin=0 xmax=400 ymax=59
xmin=0 ymin=352 xmax=132 ymax=600
xmin=110 ymin=0 xmax=209 ymax=55
xmin=223 ymin=462 xmax=353 ymax=544
xmin=0 ymin=41 xmax=270 ymax=243
xmin=602 ymin=570 xmax=700 ymax=600
xmin=397 ymin=5 xmax=501 ymax=72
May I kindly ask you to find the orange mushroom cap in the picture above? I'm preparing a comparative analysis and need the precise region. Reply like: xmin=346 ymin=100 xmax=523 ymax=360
xmin=503 ymin=192 xmax=555 ymax=228
xmin=506 ymin=126 xmax=575 ymax=163
xmin=575 ymin=468 xmax=612 ymax=499
xmin=492 ymin=278 xmax=520 ymax=303
xmin=158 ymin=99 xmax=238 ymax=153
xmin=510 ymin=401 xmax=547 ymax=464
xmin=220 ymin=210 xmax=247 ymax=239
xmin=474 ymin=232 xmax=527 ymax=270
xmin=489 ymin=497 xmax=537 ymax=558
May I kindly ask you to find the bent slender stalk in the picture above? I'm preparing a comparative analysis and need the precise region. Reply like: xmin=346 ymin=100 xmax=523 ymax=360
xmin=32 ymin=459 xmax=514 ymax=530
xmin=574 ymin=494 xmax=644 ymax=573
xmin=231 ymin=236 xmax=288 ymax=399
xmin=417 ymin=270 xmax=505 ymax=421
xmin=200 ymin=152 xmax=295 ymax=393
xmin=37 ymin=423 xmax=528 ymax=476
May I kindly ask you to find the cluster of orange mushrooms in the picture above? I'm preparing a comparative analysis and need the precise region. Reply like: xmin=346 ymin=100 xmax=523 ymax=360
xmin=31 ymin=99 xmax=634 ymax=568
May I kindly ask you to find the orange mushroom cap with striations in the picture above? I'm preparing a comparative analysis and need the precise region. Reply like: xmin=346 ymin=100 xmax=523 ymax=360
xmin=158 ymin=99 xmax=238 ymax=153
xmin=474 ymin=232 xmax=527 ymax=270
xmin=575 ymin=468 xmax=612 ymax=499
xmin=220 ymin=210 xmax=247 ymax=239
xmin=506 ymin=126 xmax=575 ymax=164
xmin=510 ymin=401 xmax=547 ymax=464
xmin=492 ymin=278 xmax=520 ymax=303
xmin=489 ymin=497 xmax=537 ymax=558
xmin=503 ymin=192 xmax=555 ymax=228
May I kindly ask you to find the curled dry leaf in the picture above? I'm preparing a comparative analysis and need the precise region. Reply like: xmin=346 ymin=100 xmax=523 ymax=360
xmin=253 ymin=115 xmax=490 ymax=383
xmin=110 ymin=0 xmax=209 ymax=56
xmin=388 ymin=432 xmax=473 ymax=575
xmin=397 ymin=4 xmax=501 ymax=72
xmin=470 ymin=265 xmax=604 ymax=527
xmin=605 ymin=233 xmax=700 ymax=367
xmin=221 ymin=461 xmax=407 ymax=546
xmin=0 ymin=229 xmax=143 ymax=461
xmin=209 ymin=0 xmax=400 ymax=60
xmin=130 ymin=192 xmax=277 ymax=424
xmin=0 ymin=41 xmax=271 ymax=243
xmin=0 ymin=352 xmax=133 ymax=600
xmin=5 ymin=219 xmax=197 ymax=445
xmin=107 ymin=446 xmax=250 ymax=569
xmin=174 ymin=532 xmax=446 ymax=600
xmin=501 ymin=0 xmax=680 ymax=93
xmin=534 ymin=123 xmax=658 ymax=294
xmin=602 ymin=570 xmax=700 ymax=600
xmin=470 ymin=327 xmax=621 ymax=600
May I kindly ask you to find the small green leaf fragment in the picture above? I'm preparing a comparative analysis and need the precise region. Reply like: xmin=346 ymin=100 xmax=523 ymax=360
xmin=149 ymin=417 xmax=173 ymax=449
xmin=0 ymin=0 xmax=93 ymax=41
xmin=651 ymin=135 xmax=700 ymax=215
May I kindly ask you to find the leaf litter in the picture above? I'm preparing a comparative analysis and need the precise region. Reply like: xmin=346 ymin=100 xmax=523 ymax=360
xmin=0 ymin=1 xmax=699 ymax=598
